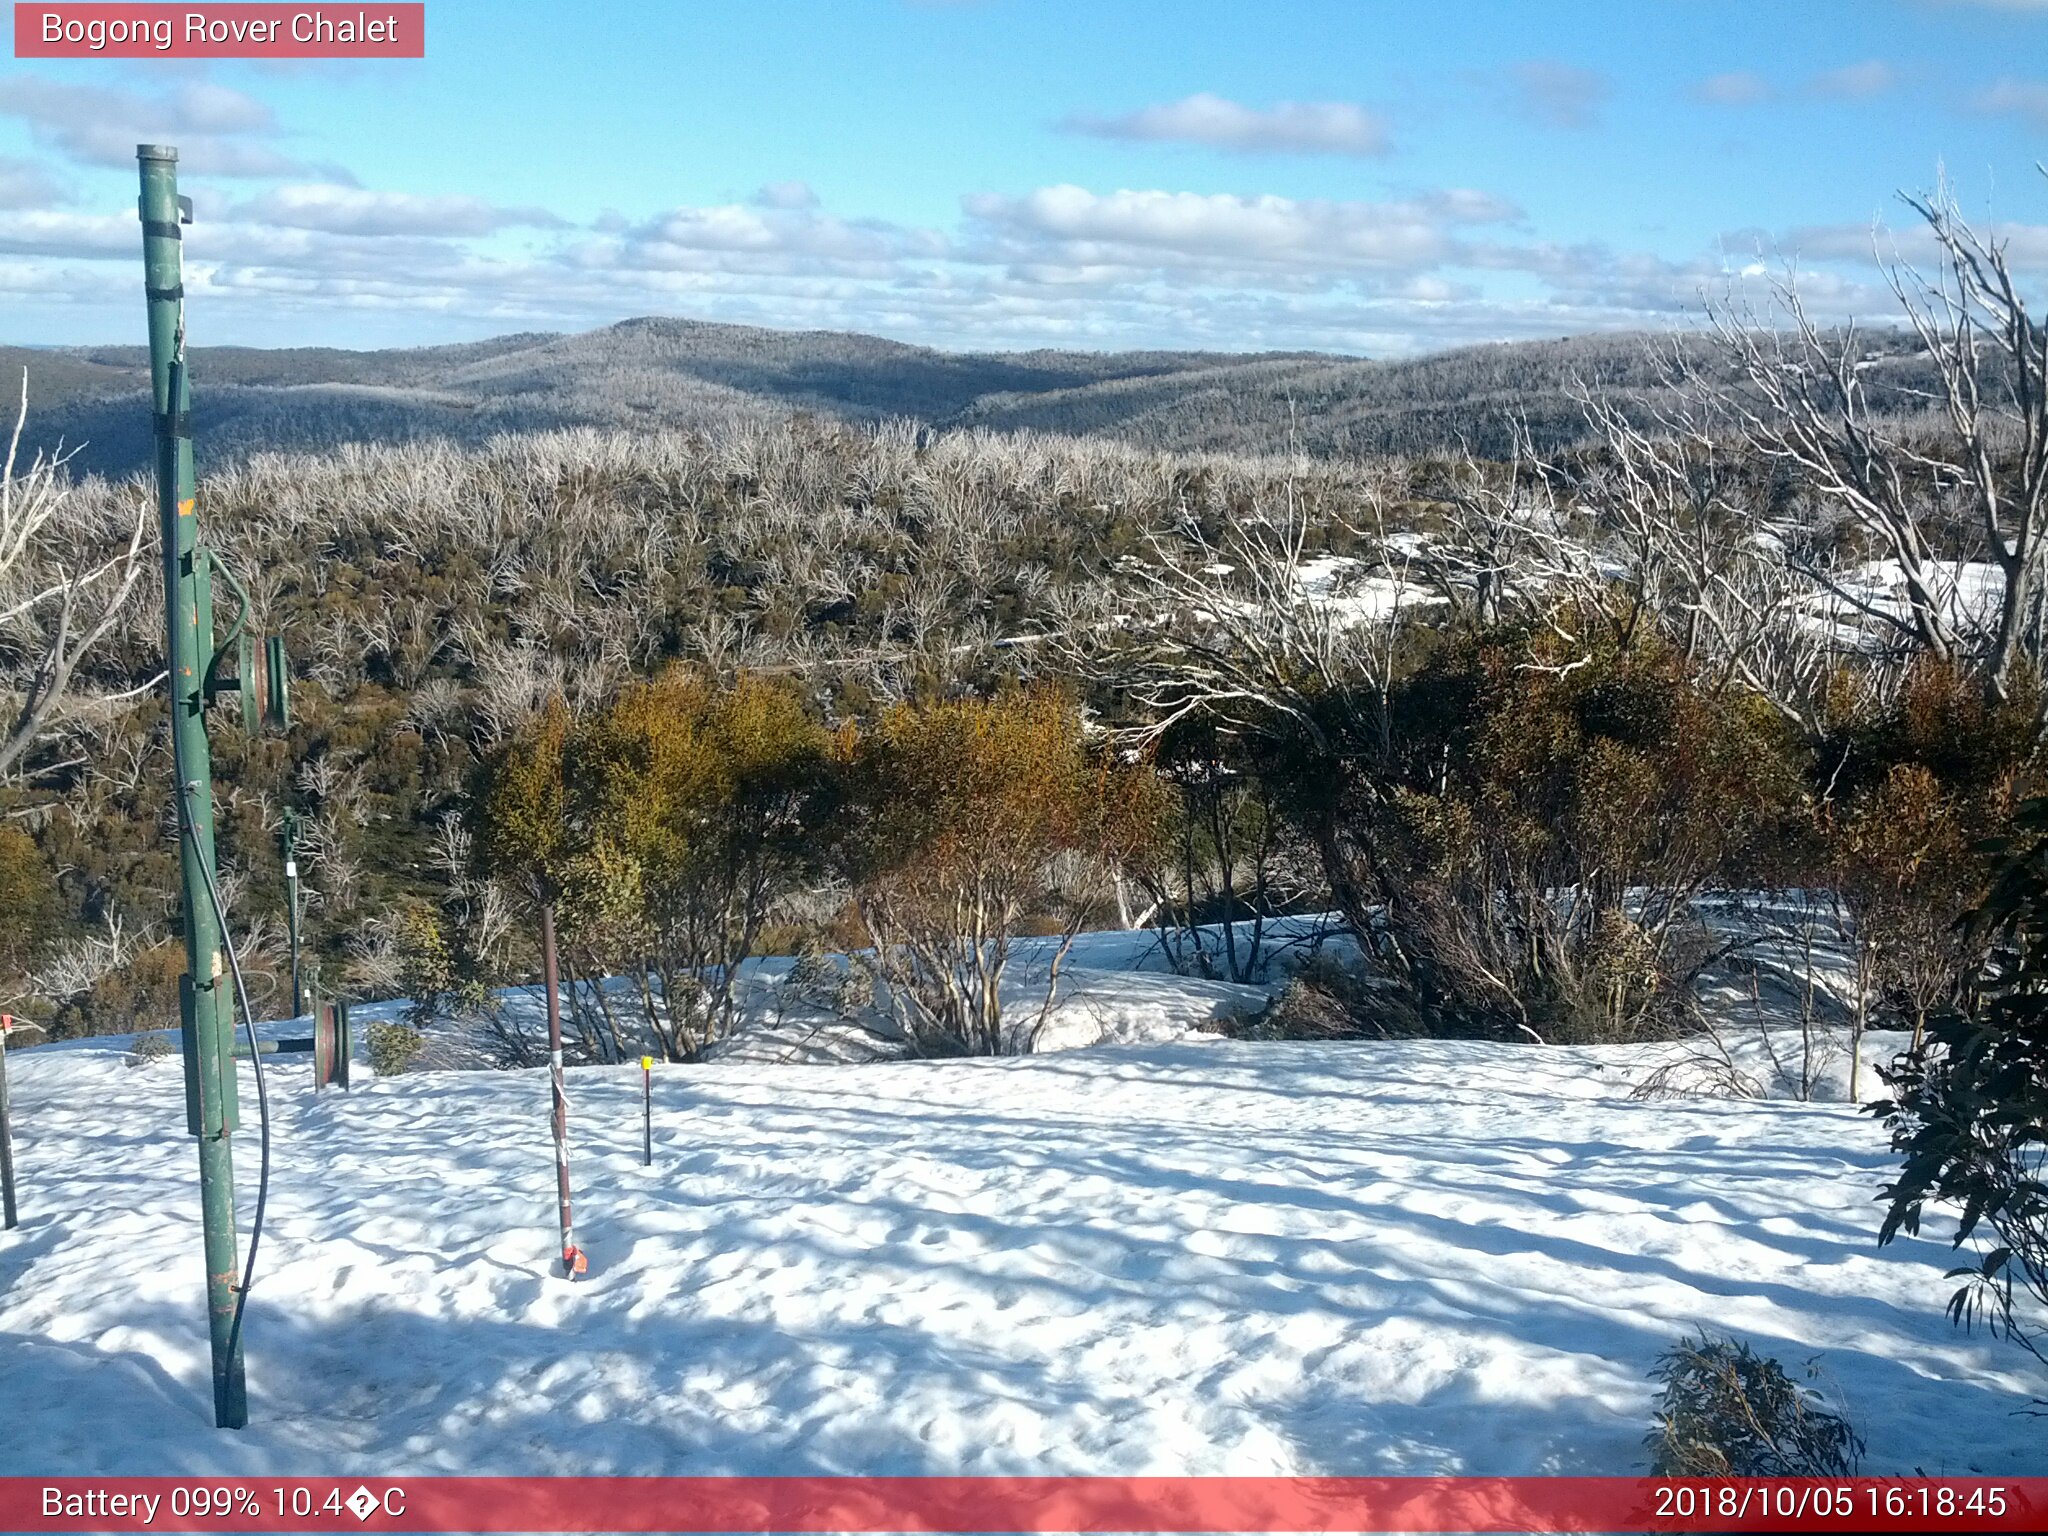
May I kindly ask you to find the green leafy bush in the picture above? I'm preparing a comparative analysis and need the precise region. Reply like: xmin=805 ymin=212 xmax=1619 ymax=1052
xmin=367 ymin=1018 xmax=424 ymax=1077
xmin=1647 ymin=1331 xmax=1863 ymax=1477
xmin=1276 ymin=630 xmax=1809 ymax=1044
xmin=1876 ymin=793 xmax=2048 ymax=1369
xmin=0 ymin=824 xmax=60 ymax=982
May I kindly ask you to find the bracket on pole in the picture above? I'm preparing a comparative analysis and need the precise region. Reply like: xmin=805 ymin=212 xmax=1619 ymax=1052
xmin=200 ymin=555 xmax=291 ymax=736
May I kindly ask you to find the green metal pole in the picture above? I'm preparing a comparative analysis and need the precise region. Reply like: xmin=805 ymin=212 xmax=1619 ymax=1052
xmin=140 ymin=143 xmax=247 ymax=1431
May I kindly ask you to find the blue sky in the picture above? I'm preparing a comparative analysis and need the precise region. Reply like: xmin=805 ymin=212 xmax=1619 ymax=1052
xmin=4 ymin=0 xmax=2048 ymax=354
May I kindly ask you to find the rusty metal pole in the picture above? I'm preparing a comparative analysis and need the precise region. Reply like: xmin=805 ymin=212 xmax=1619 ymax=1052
xmin=541 ymin=904 xmax=582 ymax=1277
xmin=1 ymin=1015 xmax=19 ymax=1230
xmin=283 ymin=808 xmax=303 ymax=1018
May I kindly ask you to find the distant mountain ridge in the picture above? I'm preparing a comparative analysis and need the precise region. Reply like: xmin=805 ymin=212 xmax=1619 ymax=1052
xmin=0 ymin=315 xmax=1932 ymax=478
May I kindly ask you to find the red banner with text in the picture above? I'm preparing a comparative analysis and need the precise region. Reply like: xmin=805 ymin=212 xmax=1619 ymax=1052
xmin=13 ymin=4 xmax=424 ymax=58
xmin=3 ymin=1477 xmax=2046 ymax=1534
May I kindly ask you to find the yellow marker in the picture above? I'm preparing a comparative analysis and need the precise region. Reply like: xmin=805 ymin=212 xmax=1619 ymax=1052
xmin=640 ymin=1056 xmax=653 ymax=1071
xmin=178 ymin=498 xmax=195 ymax=517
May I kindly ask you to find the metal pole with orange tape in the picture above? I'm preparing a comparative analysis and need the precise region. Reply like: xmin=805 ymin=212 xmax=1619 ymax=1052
xmin=0 ymin=1013 xmax=19 ymax=1230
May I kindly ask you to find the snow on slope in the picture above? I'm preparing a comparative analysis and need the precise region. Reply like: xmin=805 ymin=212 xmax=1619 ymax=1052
xmin=0 ymin=1024 xmax=2036 ymax=1478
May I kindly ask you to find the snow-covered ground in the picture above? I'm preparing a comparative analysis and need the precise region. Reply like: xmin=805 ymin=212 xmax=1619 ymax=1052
xmin=1290 ymin=554 xmax=1423 ymax=628
xmin=380 ymin=930 xmax=1281 ymax=1070
xmin=0 ymin=985 xmax=2037 ymax=1477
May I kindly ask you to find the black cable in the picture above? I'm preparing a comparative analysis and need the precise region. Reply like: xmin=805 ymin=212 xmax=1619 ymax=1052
xmin=182 ymin=780 xmax=272 ymax=1369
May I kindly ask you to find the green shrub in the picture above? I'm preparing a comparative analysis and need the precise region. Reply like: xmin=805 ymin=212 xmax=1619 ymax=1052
xmin=1272 ymin=629 xmax=1811 ymax=1045
xmin=394 ymin=903 xmax=454 ymax=1033
xmin=1647 ymin=1331 xmax=1863 ymax=1477
xmin=367 ymin=1018 xmax=424 ymax=1077
xmin=0 ymin=824 xmax=60 ymax=981
xmin=1876 ymin=793 xmax=2048 ymax=1370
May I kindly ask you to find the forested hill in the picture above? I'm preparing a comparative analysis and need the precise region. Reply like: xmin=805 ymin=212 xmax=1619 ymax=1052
xmin=2 ymin=317 xmax=1930 ymax=478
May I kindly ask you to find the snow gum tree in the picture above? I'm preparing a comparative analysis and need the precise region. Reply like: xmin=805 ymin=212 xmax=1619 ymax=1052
xmin=1707 ymin=175 xmax=2048 ymax=701
xmin=0 ymin=374 xmax=148 ymax=781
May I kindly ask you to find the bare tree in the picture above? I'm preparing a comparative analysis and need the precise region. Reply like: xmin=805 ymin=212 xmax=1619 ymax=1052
xmin=0 ymin=373 xmax=149 ymax=778
xmin=1561 ymin=375 xmax=1845 ymax=731
xmin=1706 ymin=176 xmax=2048 ymax=698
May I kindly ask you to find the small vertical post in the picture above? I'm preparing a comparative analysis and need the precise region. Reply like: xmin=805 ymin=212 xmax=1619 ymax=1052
xmin=541 ymin=904 xmax=583 ymax=1277
xmin=283 ymin=809 xmax=302 ymax=1019
xmin=1 ymin=1015 xmax=19 ymax=1230
xmin=312 ymin=1000 xmax=331 ymax=1091
xmin=641 ymin=1055 xmax=652 ymax=1167
xmin=335 ymin=1000 xmax=351 ymax=1090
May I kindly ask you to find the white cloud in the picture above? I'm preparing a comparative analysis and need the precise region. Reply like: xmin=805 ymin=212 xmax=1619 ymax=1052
xmin=1508 ymin=60 xmax=1612 ymax=130
xmin=0 ymin=210 xmax=136 ymax=260
xmin=110 ymin=174 xmax=1697 ymax=354
xmin=0 ymin=74 xmax=314 ymax=178
xmin=1976 ymin=76 xmax=2048 ymax=127
xmin=0 ymin=156 xmax=66 ymax=211
xmin=1692 ymin=61 xmax=1898 ymax=108
xmin=571 ymin=196 xmax=945 ymax=285
xmin=755 ymin=181 xmax=820 ymax=210
xmin=233 ymin=184 xmax=564 ymax=237
xmin=1779 ymin=215 xmax=2048 ymax=270
xmin=1065 ymin=94 xmax=1392 ymax=157
xmin=1693 ymin=71 xmax=1772 ymax=106
xmin=961 ymin=186 xmax=1518 ymax=277
xmin=1809 ymin=60 xmax=1897 ymax=98
xmin=0 ymin=113 xmax=1970 ymax=361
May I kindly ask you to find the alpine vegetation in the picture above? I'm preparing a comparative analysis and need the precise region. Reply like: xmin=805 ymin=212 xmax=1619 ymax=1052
xmin=2 ymin=174 xmax=2046 ymax=1480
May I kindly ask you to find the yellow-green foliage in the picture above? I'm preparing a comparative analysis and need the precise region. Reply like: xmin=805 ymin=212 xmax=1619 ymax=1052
xmin=841 ymin=689 xmax=1163 ymax=921
xmin=469 ymin=669 xmax=834 ymax=1056
xmin=835 ymin=689 xmax=1166 ymax=1055
xmin=394 ymin=902 xmax=454 ymax=1032
xmin=367 ymin=1019 xmax=424 ymax=1077
xmin=565 ymin=668 xmax=831 ymax=932
xmin=472 ymin=696 xmax=574 ymax=902
xmin=0 ymin=823 xmax=60 ymax=981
